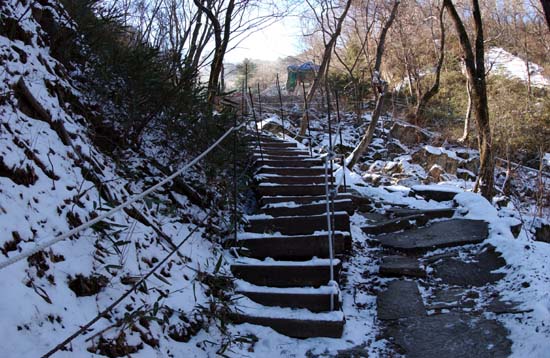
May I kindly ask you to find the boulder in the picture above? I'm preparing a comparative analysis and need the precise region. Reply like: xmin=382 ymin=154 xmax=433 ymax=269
xmin=534 ymin=222 xmax=550 ymax=243
xmin=427 ymin=164 xmax=445 ymax=183
xmin=390 ymin=122 xmax=430 ymax=145
xmin=412 ymin=145 xmax=481 ymax=177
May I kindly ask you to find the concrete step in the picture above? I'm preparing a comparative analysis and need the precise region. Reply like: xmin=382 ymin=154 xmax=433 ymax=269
xmin=235 ymin=231 xmax=351 ymax=260
xmin=257 ymin=174 xmax=327 ymax=185
xmin=231 ymin=301 xmax=345 ymax=338
xmin=260 ymin=193 xmax=353 ymax=206
xmin=257 ymin=183 xmax=326 ymax=197
xmin=263 ymin=199 xmax=353 ymax=217
xmin=254 ymin=149 xmax=311 ymax=157
xmin=231 ymin=258 xmax=341 ymax=287
xmin=258 ymin=142 xmax=297 ymax=149
xmin=235 ymin=281 xmax=340 ymax=312
xmin=258 ymin=166 xmax=327 ymax=176
xmin=253 ymin=154 xmax=314 ymax=161
xmin=256 ymin=159 xmax=322 ymax=167
xmin=246 ymin=212 xmax=350 ymax=235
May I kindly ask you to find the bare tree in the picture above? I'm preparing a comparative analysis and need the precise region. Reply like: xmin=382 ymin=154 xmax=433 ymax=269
xmin=346 ymin=0 xmax=400 ymax=169
xmin=444 ymin=0 xmax=495 ymax=199
xmin=298 ymin=0 xmax=353 ymax=136
xmin=414 ymin=4 xmax=446 ymax=121
xmin=333 ymin=1 xmax=378 ymax=125
xmin=191 ymin=0 xmax=290 ymax=104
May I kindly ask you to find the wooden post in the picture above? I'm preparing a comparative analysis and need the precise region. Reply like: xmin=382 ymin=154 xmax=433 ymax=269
xmin=302 ymin=81 xmax=313 ymax=157
xmin=335 ymin=90 xmax=347 ymax=192
xmin=249 ymin=87 xmax=263 ymax=162
xmin=233 ymin=113 xmax=238 ymax=242
xmin=276 ymin=73 xmax=285 ymax=139
xmin=257 ymin=82 xmax=263 ymax=117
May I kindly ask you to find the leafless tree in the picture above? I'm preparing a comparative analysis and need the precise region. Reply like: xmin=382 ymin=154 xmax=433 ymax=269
xmin=414 ymin=3 xmax=446 ymax=121
xmin=346 ymin=0 xmax=400 ymax=169
xmin=298 ymin=0 xmax=353 ymax=136
xmin=444 ymin=0 xmax=495 ymax=199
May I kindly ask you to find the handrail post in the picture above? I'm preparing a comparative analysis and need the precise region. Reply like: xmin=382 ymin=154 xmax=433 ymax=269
xmin=302 ymin=81 xmax=313 ymax=157
xmin=276 ymin=73 xmax=285 ymax=139
xmin=257 ymin=82 xmax=263 ymax=118
xmin=233 ymin=115 xmax=238 ymax=243
xmin=323 ymin=156 xmax=335 ymax=311
xmin=335 ymin=90 xmax=347 ymax=192
xmin=248 ymin=87 xmax=263 ymax=162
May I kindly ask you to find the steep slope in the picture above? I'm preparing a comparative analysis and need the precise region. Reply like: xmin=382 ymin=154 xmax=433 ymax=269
xmin=0 ymin=2 xmax=228 ymax=357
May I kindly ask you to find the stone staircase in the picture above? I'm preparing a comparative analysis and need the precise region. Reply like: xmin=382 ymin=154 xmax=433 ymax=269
xmin=229 ymin=135 xmax=351 ymax=338
xmin=366 ymin=194 xmax=514 ymax=357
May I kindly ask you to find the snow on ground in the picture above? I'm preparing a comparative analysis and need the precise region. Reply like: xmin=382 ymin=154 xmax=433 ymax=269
xmin=486 ymin=47 xmax=550 ymax=88
xmin=0 ymin=2 xmax=230 ymax=357
xmin=257 ymin=107 xmax=550 ymax=357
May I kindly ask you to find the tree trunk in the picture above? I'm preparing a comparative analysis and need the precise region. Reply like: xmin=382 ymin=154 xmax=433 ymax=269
xmin=193 ymin=0 xmax=235 ymax=105
xmin=444 ymin=0 xmax=494 ymax=200
xmin=298 ymin=0 xmax=353 ymax=136
xmin=346 ymin=0 xmax=400 ymax=169
xmin=459 ymin=80 xmax=472 ymax=142
xmin=414 ymin=5 xmax=446 ymax=121
xmin=541 ymin=0 xmax=550 ymax=31
xmin=347 ymin=90 xmax=386 ymax=168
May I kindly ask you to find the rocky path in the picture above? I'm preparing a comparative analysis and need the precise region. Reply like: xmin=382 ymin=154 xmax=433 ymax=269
xmin=367 ymin=188 xmax=518 ymax=357
xmin=223 ymin=131 xmax=523 ymax=357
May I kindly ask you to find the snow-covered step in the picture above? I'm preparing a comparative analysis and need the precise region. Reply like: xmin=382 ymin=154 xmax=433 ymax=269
xmin=235 ymin=280 xmax=341 ymax=312
xmin=231 ymin=297 xmax=345 ymax=338
xmin=258 ymin=166 xmax=327 ymax=176
xmin=257 ymin=183 xmax=327 ymax=197
xmin=362 ymin=214 xmax=423 ymax=235
xmin=253 ymin=154 xmax=314 ymax=161
xmin=257 ymin=174 xmax=327 ymax=185
xmin=246 ymin=212 xmax=350 ymax=235
xmin=230 ymin=257 xmax=342 ymax=287
xmin=235 ymin=231 xmax=351 ymax=259
xmin=258 ymin=142 xmax=297 ymax=148
xmin=254 ymin=149 xmax=311 ymax=156
xmin=260 ymin=193 xmax=353 ymax=206
xmin=262 ymin=198 xmax=353 ymax=217
xmin=386 ymin=207 xmax=455 ymax=220
xmin=255 ymin=159 xmax=322 ymax=167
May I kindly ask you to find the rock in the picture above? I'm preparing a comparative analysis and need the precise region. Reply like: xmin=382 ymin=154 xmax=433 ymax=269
xmin=386 ymin=207 xmax=455 ymax=221
xmin=377 ymin=280 xmax=426 ymax=320
xmin=389 ymin=122 xmax=430 ymax=145
xmin=395 ymin=176 xmax=423 ymax=187
xmin=68 ymin=274 xmax=108 ymax=297
xmin=387 ymin=140 xmax=407 ymax=156
xmin=412 ymin=146 xmax=460 ymax=175
xmin=386 ymin=313 xmax=512 ymax=358
xmin=427 ymin=164 xmax=445 ymax=182
xmin=486 ymin=298 xmax=527 ymax=314
xmin=377 ymin=219 xmax=488 ymax=252
xmin=534 ymin=222 xmax=550 ymax=243
xmin=412 ymin=145 xmax=480 ymax=177
xmin=362 ymin=215 xmax=421 ymax=235
xmin=411 ymin=185 xmax=461 ymax=201
xmin=426 ymin=288 xmax=478 ymax=310
xmin=432 ymin=246 xmax=505 ymax=287
xmin=379 ymin=256 xmax=426 ymax=278
xmin=457 ymin=168 xmax=476 ymax=181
